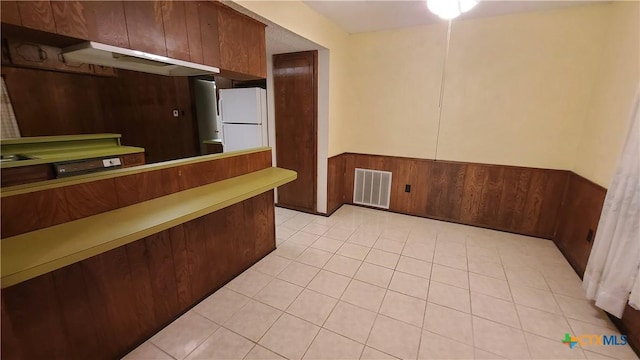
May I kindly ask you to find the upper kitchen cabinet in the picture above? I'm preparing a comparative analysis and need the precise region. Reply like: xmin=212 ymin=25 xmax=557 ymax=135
xmin=51 ymin=1 xmax=88 ymax=39
xmin=199 ymin=1 xmax=221 ymax=68
xmin=82 ymin=1 xmax=130 ymax=48
xmin=184 ymin=2 xmax=204 ymax=64
xmin=159 ymin=1 xmax=190 ymax=61
xmin=16 ymin=1 xmax=56 ymax=33
xmin=123 ymin=1 xmax=167 ymax=56
xmin=216 ymin=4 xmax=267 ymax=79
xmin=0 ymin=1 xmax=22 ymax=26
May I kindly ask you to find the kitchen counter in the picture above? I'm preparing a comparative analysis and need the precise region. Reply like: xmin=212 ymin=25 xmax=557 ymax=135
xmin=1 ymin=133 xmax=144 ymax=169
xmin=1 ymin=166 xmax=296 ymax=288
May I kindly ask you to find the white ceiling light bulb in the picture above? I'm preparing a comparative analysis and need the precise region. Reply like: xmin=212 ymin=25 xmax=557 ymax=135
xmin=459 ymin=0 xmax=478 ymax=13
xmin=426 ymin=0 xmax=478 ymax=20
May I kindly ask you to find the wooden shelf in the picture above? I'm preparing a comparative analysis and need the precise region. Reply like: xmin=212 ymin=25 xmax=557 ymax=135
xmin=1 ymin=167 xmax=296 ymax=288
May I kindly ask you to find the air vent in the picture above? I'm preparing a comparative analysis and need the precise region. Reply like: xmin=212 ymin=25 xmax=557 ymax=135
xmin=353 ymin=168 xmax=392 ymax=209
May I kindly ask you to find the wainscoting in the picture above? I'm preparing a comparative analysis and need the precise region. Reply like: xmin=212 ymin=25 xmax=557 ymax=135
xmin=329 ymin=153 xmax=568 ymax=239
xmin=328 ymin=152 xmax=640 ymax=354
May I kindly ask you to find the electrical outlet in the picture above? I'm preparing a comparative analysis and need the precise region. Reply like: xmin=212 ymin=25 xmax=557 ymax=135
xmin=405 ymin=184 xmax=411 ymax=193
xmin=172 ymin=109 xmax=179 ymax=117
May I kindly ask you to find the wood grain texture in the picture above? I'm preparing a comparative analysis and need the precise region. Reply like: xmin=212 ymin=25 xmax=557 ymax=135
xmin=327 ymin=155 xmax=346 ymax=214
xmin=184 ymin=1 xmax=203 ymax=64
xmin=2 ymin=274 xmax=70 ymax=359
xmin=82 ymin=1 xmax=129 ymax=48
xmin=51 ymin=263 xmax=102 ymax=359
xmin=0 ymin=163 xmax=54 ymax=187
xmin=217 ymin=5 xmax=248 ymax=74
xmin=425 ymin=161 xmax=466 ymax=220
xmin=169 ymin=224 xmax=193 ymax=309
xmin=64 ymin=178 xmax=119 ymax=220
xmin=16 ymin=1 xmax=56 ymax=33
xmin=1 ymin=1 xmax=22 ymax=26
xmin=123 ymin=1 xmax=167 ymax=56
xmin=274 ymin=51 xmax=318 ymax=212
xmin=2 ymin=66 xmax=198 ymax=164
xmin=330 ymin=153 xmax=569 ymax=239
xmin=0 ymin=192 xmax=40 ymax=238
xmin=121 ymin=153 xmax=146 ymax=167
xmin=1 ymin=191 xmax=276 ymax=359
xmin=82 ymin=247 xmax=143 ymax=355
xmin=159 ymin=1 xmax=189 ymax=61
xmin=554 ymin=173 xmax=606 ymax=275
xmin=51 ymin=0 xmax=88 ymax=39
xmin=199 ymin=1 xmax=220 ymax=67
xmin=1 ymin=297 xmax=22 ymax=360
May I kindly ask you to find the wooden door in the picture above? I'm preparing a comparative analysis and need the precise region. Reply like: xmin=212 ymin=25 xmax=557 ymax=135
xmin=273 ymin=51 xmax=318 ymax=212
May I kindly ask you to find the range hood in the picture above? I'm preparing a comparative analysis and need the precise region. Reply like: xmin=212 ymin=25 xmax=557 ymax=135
xmin=62 ymin=41 xmax=220 ymax=76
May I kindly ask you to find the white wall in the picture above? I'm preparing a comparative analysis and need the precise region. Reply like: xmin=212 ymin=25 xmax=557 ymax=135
xmin=346 ymin=4 xmax=611 ymax=170
xmin=572 ymin=1 xmax=640 ymax=187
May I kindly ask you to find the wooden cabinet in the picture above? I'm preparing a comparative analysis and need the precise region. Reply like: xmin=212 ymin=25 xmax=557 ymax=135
xmin=159 ymin=1 xmax=190 ymax=61
xmin=0 ymin=1 xmax=22 ymax=26
xmin=199 ymin=1 xmax=221 ymax=68
xmin=16 ymin=1 xmax=56 ymax=33
xmin=121 ymin=153 xmax=146 ymax=168
xmin=184 ymin=2 xmax=203 ymax=64
xmin=123 ymin=1 xmax=167 ymax=56
xmin=51 ymin=1 xmax=88 ymax=39
xmin=1 ymin=164 xmax=54 ymax=187
xmin=217 ymin=4 xmax=267 ymax=79
xmin=2 ymin=0 xmax=267 ymax=79
xmin=82 ymin=1 xmax=130 ymax=48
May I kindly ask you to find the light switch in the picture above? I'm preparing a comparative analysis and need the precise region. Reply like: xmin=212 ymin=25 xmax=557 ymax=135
xmin=172 ymin=109 xmax=179 ymax=117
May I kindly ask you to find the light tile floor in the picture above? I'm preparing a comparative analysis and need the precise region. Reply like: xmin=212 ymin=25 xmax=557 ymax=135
xmin=123 ymin=205 xmax=639 ymax=360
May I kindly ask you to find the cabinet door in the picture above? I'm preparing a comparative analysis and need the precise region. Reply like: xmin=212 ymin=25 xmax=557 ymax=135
xmin=1 ymin=1 xmax=22 ymax=26
xmin=247 ymin=21 xmax=266 ymax=78
xmin=17 ymin=1 xmax=56 ymax=33
xmin=159 ymin=1 xmax=189 ymax=61
xmin=83 ymin=1 xmax=129 ymax=48
xmin=217 ymin=5 xmax=248 ymax=74
xmin=123 ymin=1 xmax=167 ymax=56
xmin=184 ymin=1 xmax=203 ymax=64
xmin=198 ymin=1 xmax=220 ymax=67
xmin=51 ymin=1 xmax=88 ymax=39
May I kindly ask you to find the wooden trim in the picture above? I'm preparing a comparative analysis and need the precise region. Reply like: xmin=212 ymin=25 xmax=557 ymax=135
xmin=275 ymin=203 xmax=324 ymax=216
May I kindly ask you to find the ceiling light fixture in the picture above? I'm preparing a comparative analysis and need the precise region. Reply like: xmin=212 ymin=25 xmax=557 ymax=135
xmin=427 ymin=0 xmax=478 ymax=20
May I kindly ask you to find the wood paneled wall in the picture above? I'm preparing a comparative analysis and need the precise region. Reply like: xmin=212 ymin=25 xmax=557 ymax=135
xmin=1 ymin=191 xmax=275 ymax=360
xmin=1 ymin=149 xmax=272 ymax=238
xmin=327 ymin=154 xmax=346 ymax=214
xmin=554 ymin=173 xmax=606 ymax=275
xmin=1 ymin=66 xmax=199 ymax=163
xmin=330 ymin=153 xmax=568 ymax=239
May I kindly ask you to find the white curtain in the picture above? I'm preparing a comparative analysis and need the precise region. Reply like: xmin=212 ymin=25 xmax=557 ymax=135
xmin=583 ymin=92 xmax=640 ymax=318
xmin=1 ymin=77 xmax=21 ymax=139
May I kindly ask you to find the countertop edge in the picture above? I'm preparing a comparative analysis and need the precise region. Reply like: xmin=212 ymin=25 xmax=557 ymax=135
xmin=1 ymin=167 xmax=297 ymax=288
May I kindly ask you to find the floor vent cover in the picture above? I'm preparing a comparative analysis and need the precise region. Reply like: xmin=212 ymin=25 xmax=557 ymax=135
xmin=353 ymin=168 xmax=392 ymax=209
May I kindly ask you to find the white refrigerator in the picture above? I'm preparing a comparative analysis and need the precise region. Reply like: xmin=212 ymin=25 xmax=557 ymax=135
xmin=219 ymin=88 xmax=268 ymax=152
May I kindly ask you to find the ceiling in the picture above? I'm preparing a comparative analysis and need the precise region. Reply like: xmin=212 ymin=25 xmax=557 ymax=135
xmin=303 ymin=0 xmax=605 ymax=33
